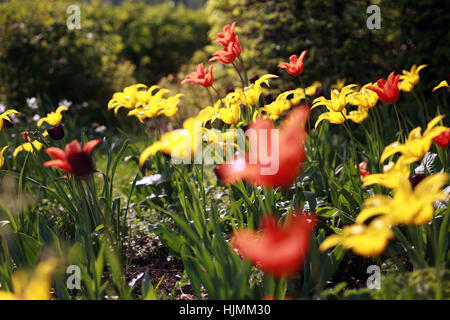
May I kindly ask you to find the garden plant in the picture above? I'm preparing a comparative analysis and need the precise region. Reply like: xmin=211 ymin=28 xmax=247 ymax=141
xmin=0 ymin=0 xmax=448 ymax=304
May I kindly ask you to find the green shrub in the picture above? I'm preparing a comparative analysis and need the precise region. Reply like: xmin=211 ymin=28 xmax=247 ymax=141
xmin=164 ymin=0 xmax=449 ymax=115
xmin=0 ymin=0 xmax=209 ymax=119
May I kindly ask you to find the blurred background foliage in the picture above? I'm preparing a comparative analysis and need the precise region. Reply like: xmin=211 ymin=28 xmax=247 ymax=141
xmin=0 ymin=0 xmax=448 ymax=123
xmin=170 ymin=0 xmax=449 ymax=114
xmin=0 ymin=0 xmax=209 ymax=117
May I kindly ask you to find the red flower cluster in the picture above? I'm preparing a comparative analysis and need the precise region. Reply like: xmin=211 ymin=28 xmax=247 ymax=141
xmin=209 ymin=21 xmax=242 ymax=64
xmin=215 ymin=106 xmax=310 ymax=188
xmin=367 ymin=72 xmax=400 ymax=104
xmin=44 ymin=139 xmax=101 ymax=177
xmin=232 ymin=212 xmax=316 ymax=278
xmin=181 ymin=63 xmax=214 ymax=87
xmin=278 ymin=50 xmax=308 ymax=76
xmin=433 ymin=126 xmax=450 ymax=147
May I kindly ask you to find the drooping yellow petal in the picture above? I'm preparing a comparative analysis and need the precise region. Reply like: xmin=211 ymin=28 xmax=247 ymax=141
xmin=432 ymin=80 xmax=449 ymax=92
xmin=0 ymin=109 xmax=19 ymax=131
xmin=0 ymin=146 xmax=8 ymax=168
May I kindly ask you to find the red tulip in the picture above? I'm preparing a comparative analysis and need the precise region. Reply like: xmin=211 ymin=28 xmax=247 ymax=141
xmin=209 ymin=21 xmax=242 ymax=64
xmin=213 ymin=21 xmax=239 ymax=47
xmin=215 ymin=106 xmax=310 ymax=188
xmin=181 ymin=63 xmax=214 ymax=87
xmin=358 ymin=161 xmax=371 ymax=179
xmin=278 ymin=51 xmax=308 ymax=76
xmin=232 ymin=212 xmax=316 ymax=278
xmin=433 ymin=126 xmax=450 ymax=147
xmin=209 ymin=41 xmax=242 ymax=64
xmin=367 ymin=72 xmax=400 ymax=104
xmin=44 ymin=139 xmax=101 ymax=177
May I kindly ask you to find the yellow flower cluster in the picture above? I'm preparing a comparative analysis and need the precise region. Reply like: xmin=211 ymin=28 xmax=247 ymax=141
xmin=139 ymin=74 xmax=299 ymax=166
xmin=108 ymin=84 xmax=183 ymax=123
xmin=312 ymin=83 xmax=378 ymax=128
xmin=320 ymin=115 xmax=449 ymax=257
xmin=313 ymin=65 xmax=432 ymax=129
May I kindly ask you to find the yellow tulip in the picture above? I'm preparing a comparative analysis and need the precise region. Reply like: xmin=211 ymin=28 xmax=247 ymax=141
xmin=238 ymin=74 xmax=278 ymax=106
xmin=108 ymin=84 xmax=147 ymax=114
xmin=398 ymin=80 xmax=415 ymax=92
xmin=432 ymin=80 xmax=449 ymax=92
xmin=37 ymin=106 xmax=68 ymax=128
xmin=320 ymin=217 xmax=393 ymax=257
xmin=196 ymin=100 xmax=222 ymax=124
xmin=0 ymin=109 xmax=19 ymax=131
xmin=381 ymin=115 xmax=448 ymax=164
xmin=347 ymin=105 xmax=369 ymax=124
xmin=398 ymin=64 xmax=427 ymax=92
xmin=139 ymin=117 xmax=202 ymax=166
xmin=260 ymin=89 xmax=304 ymax=120
xmin=305 ymin=81 xmax=322 ymax=96
xmin=314 ymin=108 xmax=347 ymax=129
xmin=0 ymin=146 xmax=8 ymax=168
xmin=331 ymin=78 xmax=346 ymax=91
xmin=277 ymin=88 xmax=306 ymax=106
xmin=157 ymin=94 xmax=183 ymax=117
xmin=260 ymin=100 xmax=289 ymax=121
xmin=312 ymin=84 xmax=357 ymax=113
xmin=362 ymin=157 xmax=410 ymax=190
xmin=348 ymin=83 xmax=378 ymax=109
xmin=0 ymin=258 xmax=58 ymax=300
xmin=13 ymin=132 xmax=48 ymax=158
xmin=203 ymin=128 xmax=239 ymax=153
xmin=357 ymin=173 xmax=449 ymax=225
xmin=218 ymin=92 xmax=242 ymax=125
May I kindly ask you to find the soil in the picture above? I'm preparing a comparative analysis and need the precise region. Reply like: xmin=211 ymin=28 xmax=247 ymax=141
xmin=125 ymin=235 xmax=196 ymax=300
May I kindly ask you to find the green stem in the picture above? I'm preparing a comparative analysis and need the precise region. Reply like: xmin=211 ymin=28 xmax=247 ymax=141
xmin=205 ymin=87 xmax=215 ymax=107
xmin=232 ymin=61 xmax=246 ymax=88
xmin=392 ymin=103 xmax=404 ymax=142
xmin=237 ymin=55 xmax=249 ymax=87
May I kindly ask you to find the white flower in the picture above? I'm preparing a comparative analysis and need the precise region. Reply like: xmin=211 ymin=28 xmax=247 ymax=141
xmin=58 ymin=99 xmax=72 ymax=108
xmin=0 ymin=104 xmax=6 ymax=113
xmin=94 ymin=125 xmax=107 ymax=133
xmin=26 ymin=97 xmax=39 ymax=110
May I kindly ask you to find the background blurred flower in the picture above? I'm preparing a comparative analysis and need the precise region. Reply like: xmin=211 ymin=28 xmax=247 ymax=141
xmin=398 ymin=64 xmax=427 ymax=92
xmin=26 ymin=97 xmax=39 ymax=110
xmin=331 ymin=78 xmax=346 ymax=91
